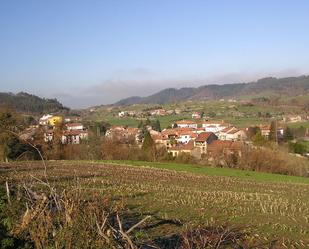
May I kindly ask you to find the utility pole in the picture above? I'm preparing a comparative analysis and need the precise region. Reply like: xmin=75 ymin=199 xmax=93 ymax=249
xmin=275 ymin=118 xmax=278 ymax=144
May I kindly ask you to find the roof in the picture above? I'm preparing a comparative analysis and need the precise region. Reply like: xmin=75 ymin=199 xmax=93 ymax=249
xmin=63 ymin=130 xmax=88 ymax=136
xmin=66 ymin=123 xmax=83 ymax=127
xmin=226 ymin=128 xmax=241 ymax=134
xmin=161 ymin=127 xmax=194 ymax=136
xmin=195 ymin=132 xmax=215 ymax=142
xmin=220 ymin=127 xmax=232 ymax=133
xmin=207 ymin=140 xmax=243 ymax=154
xmin=169 ymin=140 xmax=195 ymax=151
xmin=202 ymin=121 xmax=225 ymax=125
xmin=151 ymin=134 xmax=163 ymax=141
xmin=176 ymin=120 xmax=197 ymax=125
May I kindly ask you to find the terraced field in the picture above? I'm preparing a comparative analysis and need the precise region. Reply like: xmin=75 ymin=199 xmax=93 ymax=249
xmin=1 ymin=161 xmax=309 ymax=247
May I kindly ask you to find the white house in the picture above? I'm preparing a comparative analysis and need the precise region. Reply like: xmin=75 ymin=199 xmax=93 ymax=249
xmin=62 ymin=130 xmax=88 ymax=145
xmin=176 ymin=131 xmax=197 ymax=144
xmin=118 ymin=111 xmax=126 ymax=118
xmin=39 ymin=114 xmax=53 ymax=125
xmin=44 ymin=130 xmax=54 ymax=142
xmin=202 ymin=121 xmax=229 ymax=134
xmin=283 ymin=115 xmax=302 ymax=123
xmin=191 ymin=112 xmax=201 ymax=119
xmin=66 ymin=123 xmax=84 ymax=131
xmin=175 ymin=120 xmax=198 ymax=129
xmin=219 ymin=127 xmax=247 ymax=141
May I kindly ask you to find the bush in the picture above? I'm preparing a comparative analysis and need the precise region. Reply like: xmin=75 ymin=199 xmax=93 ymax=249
xmin=239 ymin=147 xmax=309 ymax=176
xmin=289 ymin=142 xmax=307 ymax=155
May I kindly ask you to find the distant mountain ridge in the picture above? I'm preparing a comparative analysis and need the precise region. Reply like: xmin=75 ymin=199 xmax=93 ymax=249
xmin=0 ymin=92 xmax=69 ymax=114
xmin=114 ymin=76 xmax=309 ymax=105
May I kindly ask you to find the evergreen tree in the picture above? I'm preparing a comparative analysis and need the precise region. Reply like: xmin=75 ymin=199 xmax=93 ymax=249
xmin=252 ymin=132 xmax=266 ymax=146
xmin=247 ymin=126 xmax=260 ymax=139
xmin=283 ymin=127 xmax=294 ymax=141
xmin=142 ymin=131 xmax=156 ymax=161
xmin=152 ymin=119 xmax=161 ymax=132
xmin=145 ymin=118 xmax=151 ymax=126
xmin=138 ymin=120 xmax=144 ymax=128
xmin=269 ymin=121 xmax=277 ymax=141
xmin=142 ymin=131 xmax=154 ymax=151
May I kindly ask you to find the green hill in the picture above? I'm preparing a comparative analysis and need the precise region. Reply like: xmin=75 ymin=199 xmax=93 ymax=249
xmin=0 ymin=92 xmax=69 ymax=114
xmin=115 ymin=75 xmax=309 ymax=105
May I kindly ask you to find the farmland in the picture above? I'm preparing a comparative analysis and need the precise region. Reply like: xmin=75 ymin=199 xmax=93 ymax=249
xmin=1 ymin=160 xmax=309 ymax=248
xmin=84 ymin=98 xmax=307 ymax=129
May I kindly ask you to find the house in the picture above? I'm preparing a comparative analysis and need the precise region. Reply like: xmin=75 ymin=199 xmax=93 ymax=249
xmin=39 ymin=114 xmax=53 ymax=125
xmin=62 ymin=130 xmax=88 ymax=145
xmin=192 ymin=112 xmax=201 ymax=119
xmin=283 ymin=115 xmax=302 ymax=123
xmin=44 ymin=129 xmax=54 ymax=142
xmin=48 ymin=116 xmax=63 ymax=126
xmin=66 ymin=123 xmax=84 ymax=131
xmin=202 ymin=121 xmax=229 ymax=134
xmin=219 ymin=127 xmax=247 ymax=141
xmin=118 ymin=111 xmax=126 ymax=118
xmin=192 ymin=127 xmax=207 ymax=134
xmin=260 ymin=125 xmax=284 ymax=139
xmin=150 ymin=109 xmax=167 ymax=116
xmin=175 ymin=120 xmax=198 ymax=129
xmin=168 ymin=140 xmax=201 ymax=158
xmin=64 ymin=116 xmax=81 ymax=123
xmin=176 ymin=131 xmax=197 ymax=144
xmin=194 ymin=132 xmax=218 ymax=154
xmin=106 ymin=126 xmax=139 ymax=143
xmin=207 ymin=140 xmax=244 ymax=156
xmin=260 ymin=125 xmax=270 ymax=138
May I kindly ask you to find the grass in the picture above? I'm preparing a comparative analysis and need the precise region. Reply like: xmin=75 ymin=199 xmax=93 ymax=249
xmin=288 ymin=121 xmax=309 ymax=129
xmin=101 ymin=160 xmax=309 ymax=184
xmin=1 ymin=160 xmax=309 ymax=246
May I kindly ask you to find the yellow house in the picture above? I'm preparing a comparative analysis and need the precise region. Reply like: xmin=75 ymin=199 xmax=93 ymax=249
xmin=48 ymin=116 xmax=63 ymax=126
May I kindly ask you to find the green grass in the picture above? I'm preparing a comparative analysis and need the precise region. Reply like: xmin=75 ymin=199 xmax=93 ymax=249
xmin=100 ymin=160 xmax=309 ymax=184
xmin=104 ymin=116 xmax=140 ymax=127
xmin=288 ymin=121 xmax=309 ymax=129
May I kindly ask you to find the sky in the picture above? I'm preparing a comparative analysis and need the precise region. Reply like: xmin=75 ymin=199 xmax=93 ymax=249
xmin=1 ymin=0 xmax=309 ymax=108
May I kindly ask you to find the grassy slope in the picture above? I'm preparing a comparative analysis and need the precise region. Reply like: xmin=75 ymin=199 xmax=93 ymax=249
xmin=85 ymin=99 xmax=307 ymax=129
xmin=101 ymin=160 xmax=309 ymax=184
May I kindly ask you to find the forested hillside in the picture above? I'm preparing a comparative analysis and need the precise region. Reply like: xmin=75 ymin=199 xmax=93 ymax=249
xmin=115 ymin=76 xmax=309 ymax=105
xmin=0 ymin=92 xmax=69 ymax=113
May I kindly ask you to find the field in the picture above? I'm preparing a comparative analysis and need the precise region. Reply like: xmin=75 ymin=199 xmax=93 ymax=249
xmin=84 ymin=99 xmax=307 ymax=129
xmin=1 ymin=160 xmax=309 ymax=247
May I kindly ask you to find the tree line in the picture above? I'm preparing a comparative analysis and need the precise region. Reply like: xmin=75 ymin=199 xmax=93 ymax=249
xmin=0 ymin=92 xmax=69 ymax=114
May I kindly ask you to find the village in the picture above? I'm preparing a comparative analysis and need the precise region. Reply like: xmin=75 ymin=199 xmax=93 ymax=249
xmin=21 ymin=108 xmax=309 ymax=161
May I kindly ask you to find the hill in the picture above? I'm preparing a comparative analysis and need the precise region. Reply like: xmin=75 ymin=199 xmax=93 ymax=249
xmin=115 ymin=75 xmax=309 ymax=105
xmin=0 ymin=92 xmax=69 ymax=114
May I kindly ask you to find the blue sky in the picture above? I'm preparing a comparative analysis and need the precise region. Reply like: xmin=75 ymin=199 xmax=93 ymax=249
xmin=1 ymin=0 xmax=309 ymax=108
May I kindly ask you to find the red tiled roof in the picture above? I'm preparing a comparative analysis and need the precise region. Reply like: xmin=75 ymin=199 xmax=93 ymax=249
xmin=207 ymin=140 xmax=243 ymax=154
xmin=151 ymin=134 xmax=163 ymax=141
xmin=195 ymin=132 xmax=214 ymax=142
xmin=63 ymin=130 xmax=87 ymax=136
xmin=169 ymin=140 xmax=195 ymax=151
xmin=226 ymin=129 xmax=240 ymax=134
xmin=220 ymin=127 xmax=232 ymax=133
